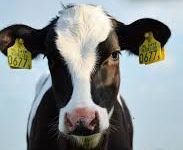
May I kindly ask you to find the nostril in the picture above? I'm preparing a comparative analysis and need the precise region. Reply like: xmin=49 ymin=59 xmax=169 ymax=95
xmin=88 ymin=111 xmax=99 ymax=130
xmin=89 ymin=118 xmax=97 ymax=128
xmin=65 ymin=113 xmax=74 ymax=128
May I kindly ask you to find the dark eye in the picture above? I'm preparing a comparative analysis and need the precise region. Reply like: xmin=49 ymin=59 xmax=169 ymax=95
xmin=111 ymin=51 xmax=121 ymax=61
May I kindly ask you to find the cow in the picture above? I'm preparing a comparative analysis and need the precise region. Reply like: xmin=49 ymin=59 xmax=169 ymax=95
xmin=0 ymin=4 xmax=171 ymax=150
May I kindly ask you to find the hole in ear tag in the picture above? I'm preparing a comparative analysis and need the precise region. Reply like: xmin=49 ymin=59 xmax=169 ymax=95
xmin=139 ymin=32 xmax=165 ymax=65
xmin=7 ymin=38 xmax=32 ymax=69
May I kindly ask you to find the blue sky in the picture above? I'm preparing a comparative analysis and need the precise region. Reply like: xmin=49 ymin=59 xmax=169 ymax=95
xmin=0 ymin=0 xmax=182 ymax=150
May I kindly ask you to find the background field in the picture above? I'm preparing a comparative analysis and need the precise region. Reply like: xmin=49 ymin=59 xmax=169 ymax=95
xmin=0 ymin=0 xmax=182 ymax=150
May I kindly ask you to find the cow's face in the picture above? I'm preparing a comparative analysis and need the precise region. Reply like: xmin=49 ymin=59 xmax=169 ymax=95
xmin=45 ymin=5 xmax=121 ymax=148
xmin=0 ymin=4 xmax=171 ymax=149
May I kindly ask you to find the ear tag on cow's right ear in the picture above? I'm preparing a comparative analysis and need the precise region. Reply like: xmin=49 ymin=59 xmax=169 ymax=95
xmin=7 ymin=38 xmax=32 ymax=69
xmin=139 ymin=32 xmax=165 ymax=65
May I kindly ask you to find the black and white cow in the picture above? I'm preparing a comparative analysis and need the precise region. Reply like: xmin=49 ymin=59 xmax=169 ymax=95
xmin=0 ymin=4 xmax=170 ymax=150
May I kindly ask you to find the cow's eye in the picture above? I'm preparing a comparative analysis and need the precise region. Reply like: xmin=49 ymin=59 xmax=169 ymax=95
xmin=111 ymin=51 xmax=121 ymax=61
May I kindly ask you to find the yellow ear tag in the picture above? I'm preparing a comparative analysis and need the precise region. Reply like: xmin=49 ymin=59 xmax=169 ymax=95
xmin=139 ymin=32 xmax=165 ymax=65
xmin=7 ymin=39 xmax=32 ymax=69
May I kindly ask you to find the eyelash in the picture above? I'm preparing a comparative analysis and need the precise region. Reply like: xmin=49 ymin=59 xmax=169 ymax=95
xmin=111 ymin=51 xmax=121 ymax=61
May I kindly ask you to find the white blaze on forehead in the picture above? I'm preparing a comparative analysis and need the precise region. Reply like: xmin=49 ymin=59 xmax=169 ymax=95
xmin=55 ymin=5 xmax=111 ymax=104
xmin=55 ymin=4 xmax=112 ymax=134
xmin=55 ymin=5 xmax=111 ymax=79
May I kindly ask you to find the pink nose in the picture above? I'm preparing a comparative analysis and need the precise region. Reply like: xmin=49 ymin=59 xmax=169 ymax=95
xmin=65 ymin=108 xmax=99 ymax=134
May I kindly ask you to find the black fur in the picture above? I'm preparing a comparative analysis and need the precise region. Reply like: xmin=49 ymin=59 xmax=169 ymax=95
xmin=114 ymin=18 xmax=171 ymax=55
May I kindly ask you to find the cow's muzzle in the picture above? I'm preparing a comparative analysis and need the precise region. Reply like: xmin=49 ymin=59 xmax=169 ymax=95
xmin=65 ymin=108 xmax=99 ymax=136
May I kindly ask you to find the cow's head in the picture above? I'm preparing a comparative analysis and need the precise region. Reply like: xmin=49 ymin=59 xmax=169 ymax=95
xmin=0 ymin=4 xmax=170 ymax=149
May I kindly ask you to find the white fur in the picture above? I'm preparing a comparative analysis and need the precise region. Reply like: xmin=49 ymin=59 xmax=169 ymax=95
xmin=27 ymin=72 xmax=51 ymax=137
xmin=117 ymin=93 xmax=125 ymax=117
xmin=118 ymin=93 xmax=125 ymax=110
xmin=109 ymin=106 xmax=114 ymax=119
xmin=73 ymin=133 xmax=102 ymax=149
xmin=117 ymin=93 xmax=122 ymax=106
xmin=55 ymin=4 xmax=112 ymax=136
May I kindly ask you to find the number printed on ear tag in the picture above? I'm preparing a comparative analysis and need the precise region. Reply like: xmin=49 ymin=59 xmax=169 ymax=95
xmin=7 ymin=39 xmax=32 ymax=69
xmin=139 ymin=32 xmax=165 ymax=65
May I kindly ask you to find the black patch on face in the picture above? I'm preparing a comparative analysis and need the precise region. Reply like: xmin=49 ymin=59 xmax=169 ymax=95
xmin=91 ymin=31 xmax=120 ymax=112
xmin=45 ymin=26 xmax=73 ymax=108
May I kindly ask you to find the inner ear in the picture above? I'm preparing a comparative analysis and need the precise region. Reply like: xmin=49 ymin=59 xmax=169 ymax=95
xmin=0 ymin=23 xmax=53 ymax=58
xmin=113 ymin=18 xmax=171 ymax=55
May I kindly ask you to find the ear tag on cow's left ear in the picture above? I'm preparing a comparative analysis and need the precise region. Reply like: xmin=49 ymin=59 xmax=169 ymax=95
xmin=7 ymin=38 xmax=32 ymax=69
xmin=139 ymin=32 xmax=165 ymax=65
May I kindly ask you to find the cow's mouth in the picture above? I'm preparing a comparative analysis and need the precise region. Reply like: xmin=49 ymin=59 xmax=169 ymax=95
xmin=67 ymin=120 xmax=100 ymax=136
xmin=72 ymin=133 xmax=103 ymax=149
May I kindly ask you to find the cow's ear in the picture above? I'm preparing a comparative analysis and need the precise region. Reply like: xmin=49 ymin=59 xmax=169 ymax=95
xmin=114 ymin=18 xmax=171 ymax=55
xmin=0 ymin=24 xmax=49 ymax=58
